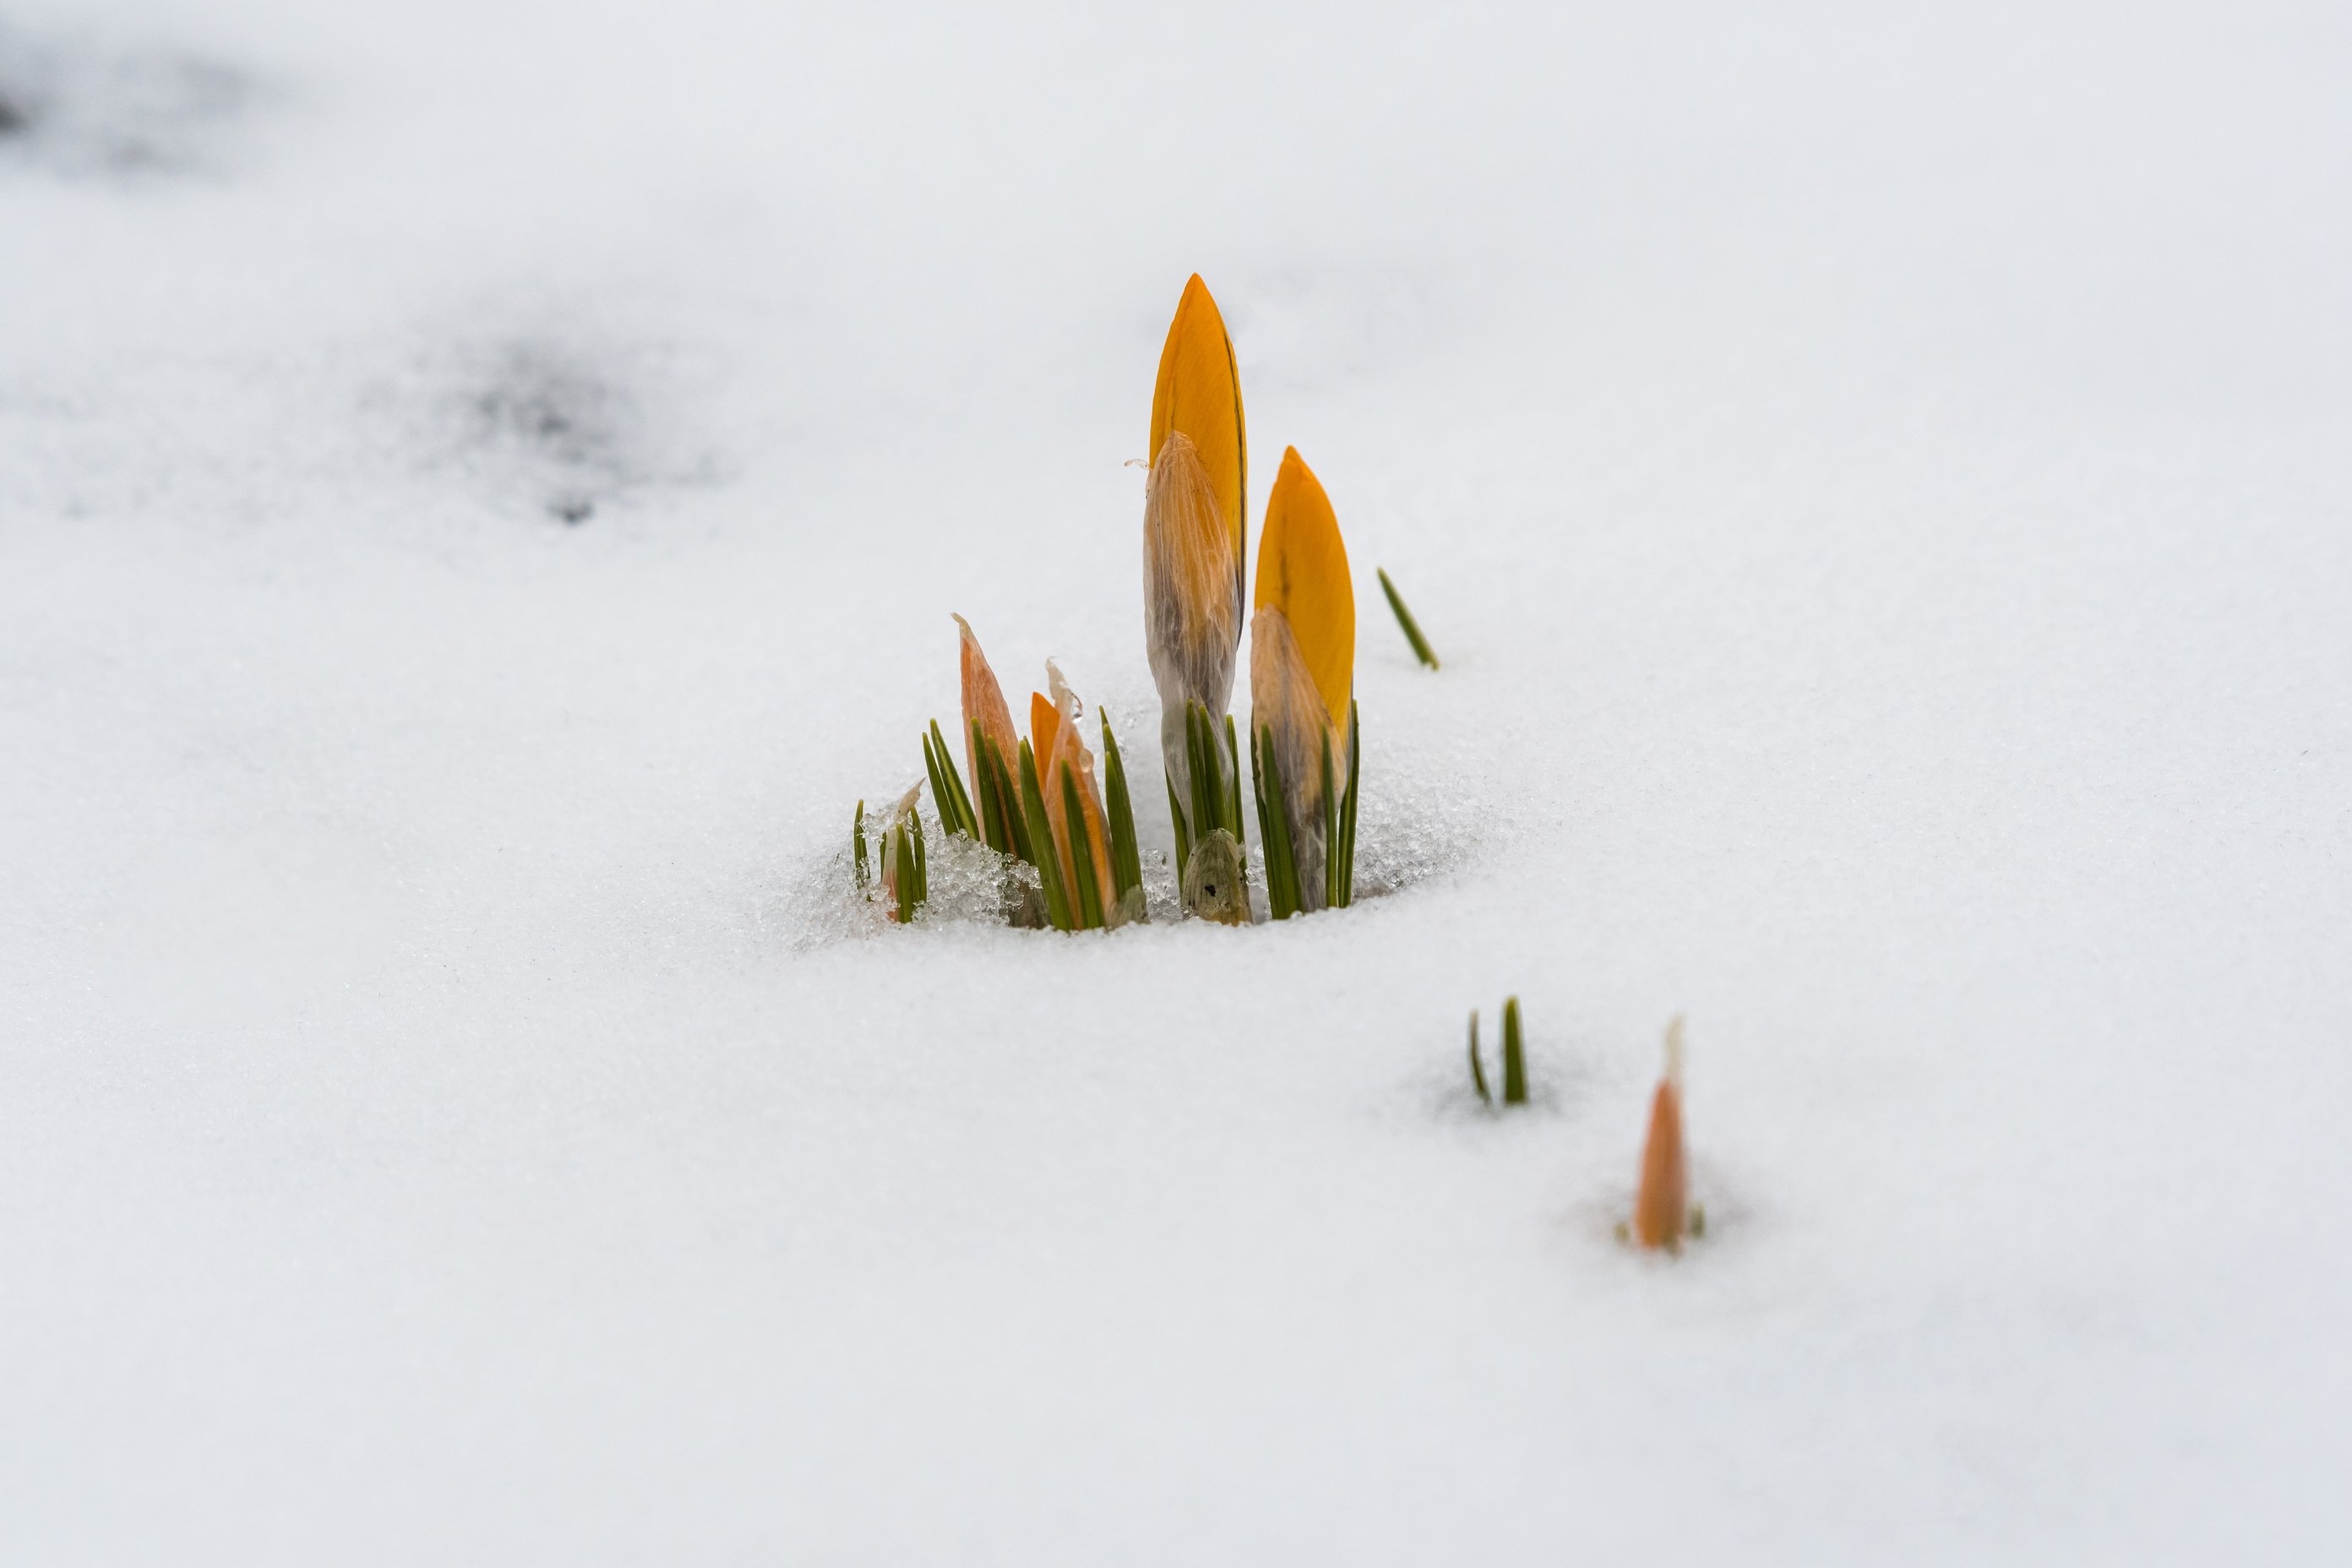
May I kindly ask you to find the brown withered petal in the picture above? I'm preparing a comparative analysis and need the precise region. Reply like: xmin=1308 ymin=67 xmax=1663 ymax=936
xmin=1144 ymin=430 xmax=1242 ymax=812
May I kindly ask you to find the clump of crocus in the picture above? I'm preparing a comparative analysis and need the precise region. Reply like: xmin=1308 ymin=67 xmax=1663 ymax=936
xmin=1250 ymin=447 xmax=1358 ymax=916
xmin=920 ymin=616 xmax=1146 ymax=932
xmin=1629 ymin=1015 xmax=1702 ymax=1251
xmin=1143 ymin=275 xmax=1247 ymax=879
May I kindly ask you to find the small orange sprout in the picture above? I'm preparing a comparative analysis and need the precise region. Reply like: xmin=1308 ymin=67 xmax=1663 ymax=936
xmin=1631 ymin=1016 xmax=1691 ymax=1250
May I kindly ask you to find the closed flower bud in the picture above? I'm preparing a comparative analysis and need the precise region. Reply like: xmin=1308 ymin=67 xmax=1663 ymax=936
xmin=1250 ymin=447 xmax=1355 ymax=912
xmin=1144 ymin=275 xmax=1246 ymax=814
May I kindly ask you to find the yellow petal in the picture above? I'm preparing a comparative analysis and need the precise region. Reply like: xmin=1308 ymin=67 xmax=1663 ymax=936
xmin=1254 ymin=447 xmax=1354 ymax=732
xmin=1149 ymin=275 xmax=1246 ymax=590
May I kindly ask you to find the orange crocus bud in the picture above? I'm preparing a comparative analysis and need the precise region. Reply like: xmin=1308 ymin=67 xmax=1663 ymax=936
xmin=1631 ymin=1016 xmax=1690 ymax=1250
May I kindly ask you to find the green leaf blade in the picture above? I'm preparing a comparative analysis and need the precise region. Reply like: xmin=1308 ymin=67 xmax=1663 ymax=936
xmin=1377 ymin=567 xmax=1440 ymax=670
xmin=1060 ymin=763 xmax=1104 ymax=930
xmin=1019 ymin=739 xmax=1073 ymax=932
xmin=1502 ymin=995 xmax=1527 ymax=1106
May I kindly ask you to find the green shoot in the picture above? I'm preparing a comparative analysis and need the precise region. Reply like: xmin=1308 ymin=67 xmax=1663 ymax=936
xmin=1175 ymin=703 xmax=1253 ymax=922
xmin=890 ymin=811 xmax=927 ymax=924
xmin=1320 ymin=728 xmax=1339 ymax=912
xmin=1222 ymin=713 xmax=1245 ymax=852
xmin=1059 ymin=763 xmax=1105 ymax=929
xmin=1376 ymin=567 xmax=1440 ymax=670
xmin=979 ymin=728 xmax=1035 ymax=866
xmin=921 ymin=729 xmax=974 ymax=843
xmin=969 ymin=719 xmax=1008 ymax=852
xmin=1501 ymin=995 xmax=1527 ymax=1105
xmin=1254 ymin=721 xmax=1302 ymax=919
xmin=926 ymin=720 xmax=980 ymax=838
xmin=1018 ymin=739 xmax=1073 ymax=932
xmin=912 ymin=808 xmax=927 ymax=900
xmin=1168 ymin=777 xmax=1192 ymax=884
xmin=1100 ymin=714 xmax=1144 ymax=908
xmin=1338 ymin=701 xmax=1359 ymax=906
xmin=852 ymin=799 xmax=869 ymax=890
xmin=1185 ymin=701 xmax=1232 ymax=841
xmin=1468 ymin=1009 xmax=1490 ymax=1104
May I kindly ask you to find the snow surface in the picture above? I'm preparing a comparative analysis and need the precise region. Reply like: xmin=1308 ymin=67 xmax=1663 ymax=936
xmin=4 ymin=0 xmax=2349 ymax=1560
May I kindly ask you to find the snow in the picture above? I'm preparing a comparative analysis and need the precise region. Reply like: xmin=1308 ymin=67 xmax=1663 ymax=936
xmin=4 ymin=0 xmax=2349 ymax=1559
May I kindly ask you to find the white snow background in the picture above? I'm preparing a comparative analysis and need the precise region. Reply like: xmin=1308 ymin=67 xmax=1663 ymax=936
xmin=3 ymin=0 xmax=2348 ymax=1560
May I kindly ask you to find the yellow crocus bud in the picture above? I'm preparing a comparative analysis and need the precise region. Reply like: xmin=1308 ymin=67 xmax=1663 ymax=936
xmin=1144 ymin=275 xmax=1247 ymax=817
xmin=1250 ymin=447 xmax=1354 ymax=911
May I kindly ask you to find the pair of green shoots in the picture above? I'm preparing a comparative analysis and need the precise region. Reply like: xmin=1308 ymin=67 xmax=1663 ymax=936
xmin=1467 ymin=996 xmax=1530 ymax=1107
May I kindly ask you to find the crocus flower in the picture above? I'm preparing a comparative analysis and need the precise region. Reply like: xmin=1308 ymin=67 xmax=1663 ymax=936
xmin=1144 ymin=275 xmax=1247 ymax=823
xmin=1250 ymin=446 xmax=1355 ymax=912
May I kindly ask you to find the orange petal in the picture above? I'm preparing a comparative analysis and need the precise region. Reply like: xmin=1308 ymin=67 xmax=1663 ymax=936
xmin=1028 ymin=681 xmax=1114 ymax=916
xmin=1632 ymin=1079 xmax=1688 ymax=1249
xmin=1029 ymin=691 xmax=1061 ymax=788
xmin=1255 ymin=447 xmax=1354 ymax=733
xmin=1150 ymin=275 xmax=1246 ymax=593
xmin=1027 ymin=690 xmax=1073 ymax=903
xmin=1048 ymin=666 xmax=1115 ymax=890
xmin=956 ymin=614 xmax=1021 ymax=790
